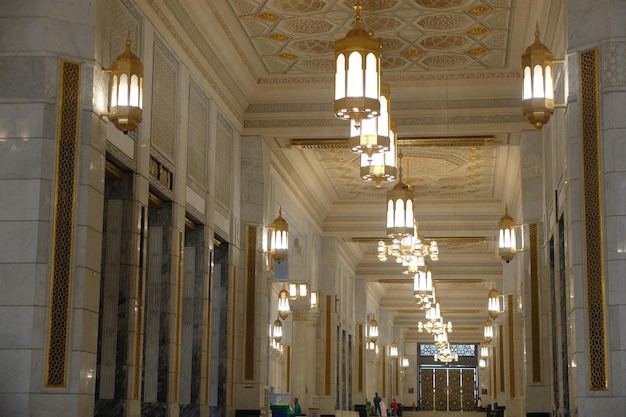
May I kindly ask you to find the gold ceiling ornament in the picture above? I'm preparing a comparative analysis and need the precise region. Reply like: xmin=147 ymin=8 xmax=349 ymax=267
xmin=386 ymin=153 xmax=415 ymax=238
xmin=334 ymin=0 xmax=381 ymax=128
xmin=270 ymin=208 xmax=289 ymax=263
xmin=358 ymin=84 xmax=395 ymax=182
xmin=522 ymin=23 xmax=566 ymax=128
xmin=498 ymin=206 xmax=517 ymax=263
xmin=103 ymin=33 xmax=143 ymax=134
xmin=277 ymin=286 xmax=290 ymax=320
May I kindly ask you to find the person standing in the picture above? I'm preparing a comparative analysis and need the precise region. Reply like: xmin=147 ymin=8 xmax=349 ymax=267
xmin=293 ymin=397 xmax=302 ymax=416
xmin=390 ymin=398 xmax=398 ymax=416
xmin=373 ymin=393 xmax=382 ymax=416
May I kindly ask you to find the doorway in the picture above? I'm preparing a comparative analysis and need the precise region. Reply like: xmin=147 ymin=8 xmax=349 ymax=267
xmin=419 ymin=367 xmax=475 ymax=411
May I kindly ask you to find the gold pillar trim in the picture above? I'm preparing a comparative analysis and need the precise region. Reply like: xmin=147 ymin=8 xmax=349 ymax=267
xmin=244 ymin=225 xmax=257 ymax=380
xmin=507 ymin=294 xmax=515 ymax=397
xmin=382 ymin=349 xmax=387 ymax=398
xmin=498 ymin=325 xmax=504 ymax=393
xmin=358 ymin=324 xmax=364 ymax=391
xmin=134 ymin=205 xmax=148 ymax=399
xmin=580 ymin=47 xmax=608 ymax=391
xmin=230 ymin=268 xmax=237 ymax=405
xmin=287 ymin=345 xmax=292 ymax=392
xmin=46 ymin=60 xmax=81 ymax=387
xmin=324 ymin=295 xmax=332 ymax=396
xmin=529 ymin=223 xmax=542 ymax=383
xmin=492 ymin=348 xmax=497 ymax=400
xmin=204 ymin=249 xmax=214 ymax=403
xmin=174 ymin=230 xmax=184 ymax=402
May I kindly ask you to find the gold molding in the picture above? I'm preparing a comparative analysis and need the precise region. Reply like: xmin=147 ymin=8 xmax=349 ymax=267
xmin=580 ymin=47 xmax=608 ymax=390
xmin=174 ymin=230 xmax=183 ymax=401
xmin=105 ymin=159 xmax=124 ymax=179
xmin=352 ymin=237 xmax=487 ymax=244
xmin=134 ymin=205 xmax=147 ymax=399
xmin=290 ymin=136 xmax=495 ymax=150
xmin=324 ymin=295 xmax=332 ymax=396
xmin=358 ymin=324 xmax=364 ymax=392
xmin=498 ymin=325 xmax=505 ymax=393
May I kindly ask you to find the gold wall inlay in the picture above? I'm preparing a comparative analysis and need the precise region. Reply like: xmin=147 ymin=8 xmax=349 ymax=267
xmin=507 ymin=294 xmax=515 ymax=397
xmin=205 ymin=250 xmax=214 ymax=403
xmin=174 ymin=230 xmax=183 ymax=401
xmin=358 ymin=324 xmax=363 ymax=391
xmin=46 ymin=60 xmax=81 ymax=387
xmin=492 ymin=348 xmax=497 ymax=400
xmin=498 ymin=325 xmax=504 ymax=392
xmin=580 ymin=47 xmax=608 ymax=391
xmin=244 ymin=225 xmax=257 ymax=380
xmin=324 ymin=295 xmax=332 ymax=396
xmin=529 ymin=223 xmax=542 ymax=383
xmin=134 ymin=205 xmax=147 ymax=399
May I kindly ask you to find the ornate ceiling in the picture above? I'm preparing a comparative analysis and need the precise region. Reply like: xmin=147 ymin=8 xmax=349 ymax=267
xmin=184 ymin=0 xmax=562 ymax=344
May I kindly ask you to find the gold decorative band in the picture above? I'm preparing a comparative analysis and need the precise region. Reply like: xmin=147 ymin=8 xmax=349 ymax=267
xmin=46 ymin=61 xmax=81 ymax=387
xmin=580 ymin=47 xmax=608 ymax=390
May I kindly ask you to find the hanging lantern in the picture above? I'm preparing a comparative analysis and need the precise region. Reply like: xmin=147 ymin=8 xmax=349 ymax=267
xmin=484 ymin=319 xmax=494 ymax=343
xmin=488 ymin=287 xmax=502 ymax=319
xmin=521 ymin=24 xmax=565 ymax=128
xmin=272 ymin=318 xmax=283 ymax=342
xmin=389 ymin=341 xmax=398 ymax=358
xmin=334 ymin=0 xmax=381 ymax=128
xmin=104 ymin=34 xmax=143 ymax=134
xmin=353 ymin=82 xmax=391 ymax=160
xmin=277 ymin=287 xmax=290 ymax=320
xmin=270 ymin=208 xmax=288 ymax=263
xmin=480 ymin=342 xmax=490 ymax=359
xmin=386 ymin=154 xmax=414 ymax=238
xmin=498 ymin=206 xmax=517 ymax=263
xmin=368 ymin=318 xmax=379 ymax=343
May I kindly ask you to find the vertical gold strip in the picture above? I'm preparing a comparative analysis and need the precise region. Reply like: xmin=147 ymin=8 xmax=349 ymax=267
xmin=230 ymin=268 xmax=237 ymax=405
xmin=204 ymin=250 xmax=213 ymax=403
xmin=244 ymin=225 xmax=257 ymax=380
xmin=46 ymin=60 xmax=80 ymax=387
xmin=382 ymin=350 xmax=387 ymax=398
xmin=507 ymin=295 xmax=516 ymax=397
xmin=530 ymin=223 xmax=542 ymax=383
xmin=498 ymin=325 xmax=504 ymax=393
xmin=134 ymin=205 xmax=147 ymax=399
xmin=580 ymin=47 xmax=608 ymax=390
xmin=287 ymin=345 xmax=292 ymax=392
xmin=358 ymin=324 xmax=363 ymax=391
xmin=324 ymin=295 xmax=331 ymax=396
xmin=492 ymin=349 xmax=497 ymax=400
xmin=174 ymin=229 xmax=183 ymax=402
xmin=394 ymin=357 xmax=398 ymax=395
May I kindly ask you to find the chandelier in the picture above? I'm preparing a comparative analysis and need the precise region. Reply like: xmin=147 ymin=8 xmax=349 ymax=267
xmin=413 ymin=268 xmax=434 ymax=310
xmin=334 ymin=0 xmax=381 ymax=128
xmin=488 ymin=286 xmax=502 ymax=319
xmin=277 ymin=286 xmax=290 ymax=320
xmin=434 ymin=343 xmax=458 ymax=363
xmin=484 ymin=319 xmax=494 ymax=343
xmin=385 ymin=154 xmax=414 ymax=238
xmin=377 ymin=223 xmax=439 ymax=268
xmin=368 ymin=318 xmax=379 ymax=343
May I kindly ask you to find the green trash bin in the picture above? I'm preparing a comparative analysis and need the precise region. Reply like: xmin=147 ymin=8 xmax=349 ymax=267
xmin=271 ymin=404 xmax=293 ymax=417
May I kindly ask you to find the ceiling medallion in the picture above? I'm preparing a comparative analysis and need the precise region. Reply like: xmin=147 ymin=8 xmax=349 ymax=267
xmin=467 ymin=27 xmax=488 ymax=35
xmin=468 ymin=47 xmax=488 ymax=55
xmin=257 ymin=13 xmax=279 ymax=20
xmin=468 ymin=6 xmax=490 ymax=14
xmin=268 ymin=34 xmax=289 ymax=41
xmin=403 ymin=49 xmax=424 ymax=57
